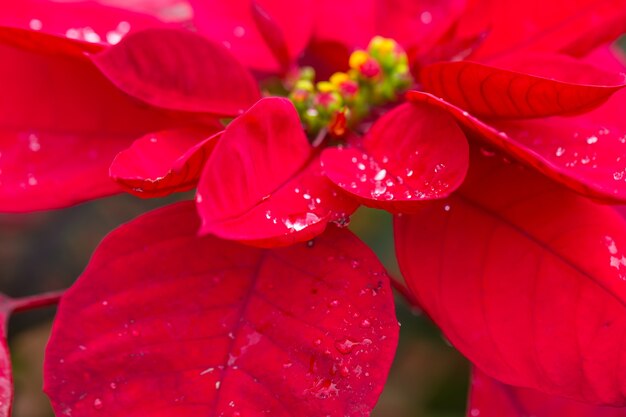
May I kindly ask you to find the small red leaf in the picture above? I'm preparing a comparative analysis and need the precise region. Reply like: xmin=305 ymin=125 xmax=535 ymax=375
xmin=421 ymin=54 xmax=625 ymax=119
xmin=91 ymin=28 xmax=261 ymax=116
xmin=110 ymin=128 xmax=222 ymax=198
xmin=0 ymin=32 xmax=179 ymax=212
xmin=395 ymin=148 xmax=626 ymax=404
xmin=322 ymin=102 xmax=469 ymax=212
xmin=468 ymin=368 xmax=626 ymax=417
xmin=408 ymin=90 xmax=626 ymax=203
xmin=197 ymin=98 xmax=357 ymax=246
xmin=44 ymin=202 xmax=399 ymax=417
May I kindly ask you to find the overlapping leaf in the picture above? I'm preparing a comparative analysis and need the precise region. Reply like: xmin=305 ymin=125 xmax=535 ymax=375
xmin=0 ymin=31 xmax=181 ymax=211
xmin=110 ymin=128 xmax=222 ymax=198
xmin=45 ymin=202 xmax=399 ymax=417
xmin=322 ymin=102 xmax=469 ymax=212
xmin=468 ymin=368 xmax=626 ymax=417
xmin=188 ymin=0 xmax=313 ymax=72
xmin=408 ymin=90 xmax=626 ymax=202
xmin=91 ymin=28 xmax=261 ymax=116
xmin=197 ymin=98 xmax=358 ymax=247
xmin=395 ymin=148 xmax=626 ymax=404
xmin=421 ymin=54 xmax=625 ymax=119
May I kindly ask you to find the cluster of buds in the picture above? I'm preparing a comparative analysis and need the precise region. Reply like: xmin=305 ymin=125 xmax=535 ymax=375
xmin=288 ymin=36 xmax=413 ymax=141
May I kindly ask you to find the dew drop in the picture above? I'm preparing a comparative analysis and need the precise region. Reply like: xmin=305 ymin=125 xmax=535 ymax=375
xmin=374 ymin=169 xmax=387 ymax=181
xmin=360 ymin=319 xmax=371 ymax=328
xmin=93 ymin=398 xmax=103 ymax=410
xmin=30 ymin=19 xmax=43 ymax=30
xmin=233 ymin=26 xmax=246 ymax=37
xmin=420 ymin=11 xmax=433 ymax=24
xmin=306 ymin=239 xmax=315 ymax=248
xmin=329 ymin=300 xmax=339 ymax=308
xmin=109 ymin=382 xmax=117 ymax=390
xmin=555 ymin=147 xmax=565 ymax=157
xmin=443 ymin=204 xmax=451 ymax=212
xmin=334 ymin=339 xmax=355 ymax=354
xmin=470 ymin=408 xmax=480 ymax=416
xmin=587 ymin=135 xmax=598 ymax=144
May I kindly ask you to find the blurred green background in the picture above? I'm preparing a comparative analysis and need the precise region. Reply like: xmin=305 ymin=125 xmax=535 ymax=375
xmin=0 ymin=195 xmax=469 ymax=417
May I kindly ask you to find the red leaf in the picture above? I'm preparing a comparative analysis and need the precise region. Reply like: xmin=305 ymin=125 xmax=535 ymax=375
xmin=321 ymin=102 xmax=469 ymax=212
xmin=395 ymin=148 xmax=626 ymax=405
xmin=0 ymin=0 xmax=168 ymax=45
xmin=408 ymin=91 xmax=626 ymax=203
xmin=44 ymin=202 xmax=399 ymax=417
xmin=466 ymin=0 xmax=626 ymax=59
xmin=0 ymin=32 xmax=179 ymax=212
xmin=421 ymin=54 xmax=625 ymax=119
xmin=197 ymin=98 xmax=358 ymax=246
xmin=468 ymin=368 xmax=626 ymax=417
xmin=188 ymin=0 xmax=313 ymax=73
xmin=110 ymin=128 xmax=222 ymax=198
xmin=91 ymin=28 xmax=261 ymax=116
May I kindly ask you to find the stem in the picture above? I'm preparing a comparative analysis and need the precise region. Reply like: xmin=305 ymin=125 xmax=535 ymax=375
xmin=10 ymin=290 xmax=65 ymax=313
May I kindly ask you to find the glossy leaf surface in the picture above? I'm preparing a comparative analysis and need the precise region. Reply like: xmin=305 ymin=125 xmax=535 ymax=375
xmin=395 ymin=149 xmax=626 ymax=404
xmin=91 ymin=29 xmax=260 ymax=116
xmin=189 ymin=0 xmax=313 ymax=72
xmin=322 ymin=102 xmax=469 ymax=212
xmin=408 ymin=90 xmax=626 ymax=202
xmin=0 ymin=32 xmax=178 ymax=211
xmin=45 ymin=202 xmax=399 ymax=417
xmin=468 ymin=368 xmax=626 ymax=417
xmin=110 ymin=128 xmax=222 ymax=198
xmin=197 ymin=98 xmax=358 ymax=246
xmin=421 ymin=55 xmax=625 ymax=119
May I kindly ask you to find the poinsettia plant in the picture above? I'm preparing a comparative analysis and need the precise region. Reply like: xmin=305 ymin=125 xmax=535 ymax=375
xmin=2 ymin=0 xmax=626 ymax=416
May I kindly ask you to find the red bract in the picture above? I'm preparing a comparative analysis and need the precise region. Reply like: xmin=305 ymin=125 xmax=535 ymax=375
xmin=2 ymin=1 xmax=626 ymax=417
xmin=395 ymin=148 xmax=626 ymax=404
xmin=44 ymin=202 xmax=399 ymax=417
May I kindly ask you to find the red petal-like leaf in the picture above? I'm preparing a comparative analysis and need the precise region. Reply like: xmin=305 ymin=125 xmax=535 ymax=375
xmin=44 ymin=202 xmax=399 ymax=417
xmin=421 ymin=54 xmax=625 ymax=119
xmin=0 ymin=32 xmax=179 ymax=211
xmin=408 ymin=90 xmax=626 ymax=202
xmin=322 ymin=102 xmax=469 ymax=212
xmin=395 ymin=148 xmax=626 ymax=404
xmin=189 ymin=0 xmax=313 ymax=73
xmin=0 ymin=0 xmax=168 ymax=45
xmin=110 ymin=128 xmax=222 ymax=198
xmin=91 ymin=28 xmax=260 ymax=116
xmin=467 ymin=0 xmax=626 ymax=59
xmin=468 ymin=368 xmax=626 ymax=417
xmin=197 ymin=98 xmax=358 ymax=246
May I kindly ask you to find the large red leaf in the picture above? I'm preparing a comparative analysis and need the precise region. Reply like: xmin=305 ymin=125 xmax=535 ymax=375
xmin=91 ymin=28 xmax=261 ymax=116
xmin=408 ymin=90 xmax=626 ymax=203
xmin=421 ymin=54 xmax=625 ymax=119
xmin=465 ymin=0 xmax=626 ymax=59
xmin=0 ymin=0 xmax=168 ymax=45
xmin=109 ymin=128 xmax=222 ymax=198
xmin=44 ymin=202 xmax=399 ymax=417
xmin=468 ymin=368 xmax=626 ymax=417
xmin=0 ymin=32 xmax=181 ymax=212
xmin=188 ymin=0 xmax=313 ymax=73
xmin=321 ymin=102 xmax=469 ymax=212
xmin=395 ymin=148 xmax=626 ymax=404
xmin=197 ymin=98 xmax=358 ymax=246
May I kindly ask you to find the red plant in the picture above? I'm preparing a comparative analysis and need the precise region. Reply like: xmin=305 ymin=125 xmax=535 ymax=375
xmin=1 ymin=0 xmax=626 ymax=416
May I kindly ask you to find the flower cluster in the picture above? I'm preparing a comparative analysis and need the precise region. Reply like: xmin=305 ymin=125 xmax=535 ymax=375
xmin=1 ymin=0 xmax=626 ymax=416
